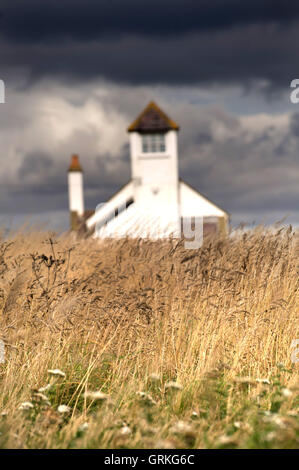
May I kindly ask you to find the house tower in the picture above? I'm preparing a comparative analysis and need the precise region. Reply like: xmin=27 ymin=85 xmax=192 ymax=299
xmin=128 ymin=101 xmax=179 ymax=210
xmin=68 ymin=154 xmax=84 ymax=230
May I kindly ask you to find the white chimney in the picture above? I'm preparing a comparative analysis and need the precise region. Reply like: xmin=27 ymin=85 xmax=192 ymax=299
xmin=68 ymin=155 xmax=84 ymax=226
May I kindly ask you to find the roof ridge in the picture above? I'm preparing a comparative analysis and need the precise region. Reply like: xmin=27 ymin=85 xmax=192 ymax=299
xmin=179 ymin=178 xmax=230 ymax=216
xmin=128 ymin=101 xmax=179 ymax=132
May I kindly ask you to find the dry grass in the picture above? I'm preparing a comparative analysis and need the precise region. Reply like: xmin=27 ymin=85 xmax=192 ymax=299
xmin=0 ymin=226 xmax=298 ymax=449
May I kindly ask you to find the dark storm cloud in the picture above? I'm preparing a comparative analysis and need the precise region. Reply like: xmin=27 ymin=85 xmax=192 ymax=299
xmin=175 ymin=106 xmax=299 ymax=217
xmin=289 ymin=112 xmax=299 ymax=136
xmin=0 ymin=140 xmax=130 ymax=215
xmin=18 ymin=151 xmax=53 ymax=180
xmin=1 ymin=1 xmax=297 ymax=42
xmin=0 ymin=1 xmax=298 ymax=89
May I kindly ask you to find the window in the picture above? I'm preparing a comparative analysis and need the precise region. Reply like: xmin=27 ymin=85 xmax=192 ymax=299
xmin=142 ymin=133 xmax=166 ymax=153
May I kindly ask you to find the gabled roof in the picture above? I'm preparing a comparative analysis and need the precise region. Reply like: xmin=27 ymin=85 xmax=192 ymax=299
xmin=128 ymin=101 xmax=179 ymax=133
xmin=68 ymin=154 xmax=83 ymax=172
xmin=179 ymin=178 xmax=230 ymax=217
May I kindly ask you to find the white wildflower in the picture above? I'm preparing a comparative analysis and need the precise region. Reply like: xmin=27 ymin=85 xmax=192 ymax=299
xmin=148 ymin=373 xmax=160 ymax=383
xmin=272 ymin=415 xmax=287 ymax=428
xmin=48 ymin=369 xmax=66 ymax=378
xmin=256 ymin=378 xmax=271 ymax=385
xmin=33 ymin=392 xmax=51 ymax=406
xmin=165 ymin=381 xmax=183 ymax=391
xmin=38 ymin=384 xmax=52 ymax=393
xmin=120 ymin=425 xmax=131 ymax=436
xmin=33 ymin=392 xmax=49 ymax=401
xmin=217 ymin=435 xmax=237 ymax=446
xmin=263 ymin=413 xmax=287 ymax=429
xmin=84 ymin=390 xmax=109 ymax=401
xmin=78 ymin=422 xmax=89 ymax=432
xmin=233 ymin=421 xmax=242 ymax=429
xmin=19 ymin=402 xmax=34 ymax=410
xmin=136 ymin=391 xmax=157 ymax=405
xmin=155 ymin=439 xmax=175 ymax=449
xmin=282 ymin=388 xmax=293 ymax=398
xmin=57 ymin=405 xmax=71 ymax=414
xmin=170 ymin=420 xmax=193 ymax=435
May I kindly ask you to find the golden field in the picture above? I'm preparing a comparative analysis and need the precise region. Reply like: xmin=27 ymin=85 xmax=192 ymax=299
xmin=0 ymin=227 xmax=298 ymax=449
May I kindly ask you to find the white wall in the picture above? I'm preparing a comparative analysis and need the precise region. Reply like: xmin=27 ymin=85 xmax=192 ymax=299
xmin=86 ymin=180 xmax=134 ymax=229
xmin=179 ymin=181 xmax=227 ymax=218
xmin=88 ymin=124 xmax=228 ymax=239
xmin=68 ymin=171 xmax=84 ymax=216
xmin=94 ymin=203 xmax=179 ymax=239
xmin=129 ymin=130 xmax=179 ymax=207
xmin=128 ymin=129 xmax=180 ymax=234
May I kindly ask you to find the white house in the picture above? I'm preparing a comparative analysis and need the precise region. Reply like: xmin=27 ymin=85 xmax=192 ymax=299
xmin=68 ymin=101 xmax=229 ymax=238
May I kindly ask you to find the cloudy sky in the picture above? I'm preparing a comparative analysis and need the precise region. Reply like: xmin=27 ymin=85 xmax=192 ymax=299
xmin=0 ymin=0 xmax=298 ymax=232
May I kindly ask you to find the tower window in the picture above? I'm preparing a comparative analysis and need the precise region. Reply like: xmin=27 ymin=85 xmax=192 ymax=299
xmin=142 ymin=133 xmax=166 ymax=153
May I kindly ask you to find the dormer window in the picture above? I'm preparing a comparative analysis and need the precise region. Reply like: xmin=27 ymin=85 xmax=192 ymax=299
xmin=142 ymin=133 xmax=166 ymax=153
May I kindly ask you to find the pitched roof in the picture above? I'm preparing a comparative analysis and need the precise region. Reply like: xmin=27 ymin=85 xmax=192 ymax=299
xmin=179 ymin=178 xmax=230 ymax=216
xmin=68 ymin=154 xmax=83 ymax=172
xmin=127 ymin=101 xmax=179 ymax=133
